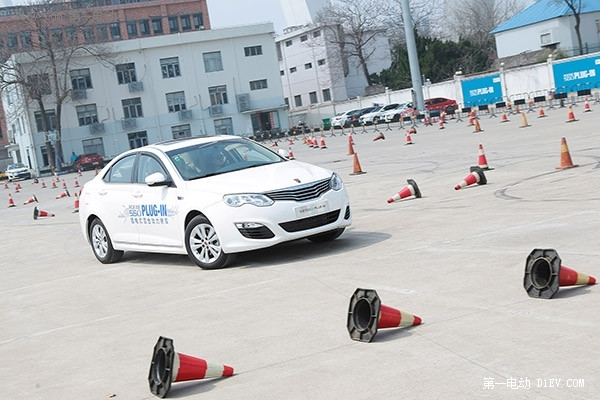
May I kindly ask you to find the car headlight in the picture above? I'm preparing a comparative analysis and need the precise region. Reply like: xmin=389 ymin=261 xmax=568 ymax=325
xmin=223 ymin=193 xmax=274 ymax=207
xmin=330 ymin=172 xmax=343 ymax=191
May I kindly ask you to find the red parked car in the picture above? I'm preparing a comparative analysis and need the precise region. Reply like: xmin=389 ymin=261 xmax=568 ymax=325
xmin=72 ymin=153 xmax=104 ymax=172
xmin=424 ymin=97 xmax=458 ymax=116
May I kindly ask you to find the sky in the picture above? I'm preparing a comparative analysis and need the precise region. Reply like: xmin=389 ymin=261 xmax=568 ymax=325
xmin=207 ymin=0 xmax=287 ymax=34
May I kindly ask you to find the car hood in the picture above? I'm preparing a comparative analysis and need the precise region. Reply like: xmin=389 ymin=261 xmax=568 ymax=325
xmin=185 ymin=160 xmax=333 ymax=194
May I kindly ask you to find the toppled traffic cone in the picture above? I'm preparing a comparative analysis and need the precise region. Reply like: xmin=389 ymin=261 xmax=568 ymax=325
xmin=56 ymin=188 xmax=70 ymax=199
xmin=148 ymin=336 xmax=234 ymax=398
xmin=33 ymin=206 xmax=55 ymax=220
xmin=73 ymin=192 xmax=80 ymax=213
xmin=477 ymin=144 xmax=493 ymax=170
xmin=350 ymin=153 xmax=366 ymax=175
xmin=473 ymin=118 xmax=483 ymax=133
xmin=566 ymin=106 xmax=578 ymax=122
xmin=347 ymin=288 xmax=422 ymax=343
xmin=455 ymin=166 xmax=487 ymax=190
xmin=583 ymin=99 xmax=592 ymax=112
xmin=556 ymin=137 xmax=578 ymax=170
xmin=538 ymin=105 xmax=546 ymax=118
xmin=405 ymin=131 xmax=414 ymax=145
xmin=407 ymin=126 xmax=417 ymax=135
xmin=387 ymin=179 xmax=421 ymax=203
xmin=373 ymin=132 xmax=385 ymax=141
xmin=23 ymin=194 xmax=38 ymax=205
xmin=7 ymin=193 xmax=16 ymax=208
xmin=500 ymin=111 xmax=509 ymax=122
xmin=519 ymin=112 xmax=531 ymax=128
xmin=524 ymin=248 xmax=596 ymax=299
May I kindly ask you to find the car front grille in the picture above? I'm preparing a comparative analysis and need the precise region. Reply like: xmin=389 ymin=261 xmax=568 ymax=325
xmin=263 ymin=178 xmax=331 ymax=202
xmin=279 ymin=210 xmax=340 ymax=233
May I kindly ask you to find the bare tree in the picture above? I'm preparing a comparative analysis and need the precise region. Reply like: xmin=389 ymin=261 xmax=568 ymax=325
xmin=315 ymin=0 xmax=391 ymax=86
xmin=555 ymin=0 xmax=584 ymax=55
xmin=0 ymin=2 xmax=115 ymax=171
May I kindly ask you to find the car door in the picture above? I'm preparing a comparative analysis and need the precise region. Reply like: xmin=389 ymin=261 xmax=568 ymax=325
xmin=133 ymin=153 xmax=183 ymax=248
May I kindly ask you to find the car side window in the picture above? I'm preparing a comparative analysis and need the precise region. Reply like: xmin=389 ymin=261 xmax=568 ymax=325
xmin=136 ymin=154 xmax=167 ymax=184
xmin=105 ymin=154 xmax=136 ymax=183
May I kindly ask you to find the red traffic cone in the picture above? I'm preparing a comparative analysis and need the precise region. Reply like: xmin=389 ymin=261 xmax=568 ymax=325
xmin=524 ymin=248 xmax=596 ymax=299
xmin=3 ymin=181 xmax=8 ymax=189
xmin=556 ymin=137 xmax=578 ymax=170
xmin=56 ymin=188 xmax=70 ymax=199
xmin=566 ymin=106 xmax=578 ymax=122
xmin=74 ymin=178 xmax=80 ymax=187
xmin=32 ymin=178 xmax=39 ymax=184
xmin=78 ymin=169 xmax=82 ymax=176
xmin=14 ymin=183 xmax=20 ymax=193
xmin=347 ymin=288 xmax=422 ymax=343
xmin=477 ymin=144 xmax=493 ymax=170
xmin=41 ymin=180 xmax=46 ymax=189
xmin=62 ymin=180 xmax=67 ymax=189
xmin=500 ymin=111 xmax=509 ymax=122
xmin=407 ymin=126 xmax=417 ymax=135
xmin=467 ymin=111 xmax=475 ymax=126
xmin=73 ymin=192 xmax=80 ymax=213
xmin=350 ymin=153 xmax=366 ymax=175
xmin=288 ymin=147 xmax=295 ymax=160
xmin=473 ymin=118 xmax=483 ymax=133
xmin=33 ymin=206 xmax=55 ymax=220
xmin=373 ymin=132 xmax=385 ymax=141
xmin=319 ymin=135 xmax=327 ymax=149
xmin=405 ymin=131 xmax=413 ymax=145
xmin=51 ymin=180 xmax=57 ymax=189
xmin=438 ymin=119 xmax=445 ymax=130
xmin=455 ymin=166 xmax=487 ymax=190
xmin=538 ymin=105 xmax=546 ymax=118
xmin=148 ymin=336 xmax=234 ymax=398
xmin=387 ymin=179 xmax=421 ymax=203
xmin=7 ymin=193 xmax=16 ymax=207
xmin=583 ymin=98 xmax=592 ymax=112
xmin=23 ymin=194 xmax=38 ymax=205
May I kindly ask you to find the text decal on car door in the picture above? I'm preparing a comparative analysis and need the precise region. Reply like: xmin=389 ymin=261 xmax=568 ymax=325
xmin=118 ymin=204 xmax=178 ymax=224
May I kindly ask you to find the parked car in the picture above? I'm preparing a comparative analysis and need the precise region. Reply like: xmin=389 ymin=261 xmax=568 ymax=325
xmin=72 ymin=153 xmax=104 ymax=172
xmin=380 ymin=102 xmax=414 ymax=122
xmin=6 ymin=162 xmax=31 ymax=182
xmin=424 ymin=97 xmax=458 ymax=117
xmin=0 ymin=170 xmax=7 ymax=181
xmin=330 ymin=109 xmax=362 ymax=128
xmin=79 ymin=135 xmax=352 ymax=270
xmin=358 ymin=103 xmax=401 ymax=125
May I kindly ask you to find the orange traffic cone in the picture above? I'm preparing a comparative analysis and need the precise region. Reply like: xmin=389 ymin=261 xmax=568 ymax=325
xmin=350 ymin=153 xmax=366 ymax=175
xmin=74 ymin=178 xmax=80 ymax=187
xmin=23 ymin=194 xmax=38 ymax=205
xmin=94 ymin=168 xmax=99 ymax=175
xmin=51 ymin=180 xmax=57 ymax=189
xmin=288 ymin=147 xmax=294 ymax=160
xmin=405 ymin=131 xmax=414 ymax=145
xmin=473 ymin=118 xmax=483 ymax=133
xmin=500 ymin=111 xmax=509 ymax=122
xmin=477 ymin=144 xmax=493 ymax=170
xmin=33 ymin=206 xmax=55 ymax=219
xmin=556 ymin=137 xmax=578 ymax=170
xmin=7 ymin=193 xmax=16 ymax=207
xmin=347 ymin=288 xmax=422 ymax=343
xmin=566 ymin=106 xmax=578 ymax=122
xmin=73 ymin=192 xmax=79 ymax=213
xmin=467 ymin=111 xmax=476 ymax=126
xmin=347 ymin=136 xmax=355 ymax=155
xmin=56 ymin=188 xmax=70 ymax=199
xmin=319 ymin=135 xmax=327 ymax=149
xmin=14 ymin=183 xmax=20 ymax=193
xmin=524 ymin=248 xmax=596 ymax=299
xmin=538 ymin=105 xmax=546 ymax=118
xmin=438 ymin=119 xmax=445 ymax=130
xmin=148 ymin=336 xmax=234 ymax=398
xmin=3 ymin=181 xmax=8 ymax=189
xmin=62 ymin=180 xmax=67 ymax=189
xmin=387 ymin=179 xmax=421 ymax=203
xmin=373 ymin=132 xmax=385 ymax=141
xmin=41 ymin=180 xmax=46 ymax=189
xmin=455 ymin=166 xmax=487 ymax=190
xmin=583 ymin=99 xmax=591 ymax=112
xmin=519 ymin=112 xmax=531 ymax=128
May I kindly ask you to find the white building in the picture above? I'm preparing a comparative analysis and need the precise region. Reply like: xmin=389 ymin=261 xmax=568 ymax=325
xmin=1 ymin=23 xmax=287 ymax=174
xmin=491 ymin=0 xmax=600 ymax=59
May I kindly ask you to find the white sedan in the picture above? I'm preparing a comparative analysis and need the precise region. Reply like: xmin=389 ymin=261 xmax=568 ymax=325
xmin=79 ymin=136 xmax=352 ymax=269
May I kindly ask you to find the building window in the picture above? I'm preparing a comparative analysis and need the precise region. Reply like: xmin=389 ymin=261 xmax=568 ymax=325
xmin=116 ymin=63 xmax=137 ymax=84
xmin=126 ymin=21 xmax=138 ymax=38
xmin=140 ymin=19 xmax=150 ymax=35
xmin=96 ymin=25 xmax=108 ymax=41
xmin=152 ymin=18 xmax=163 ymax=34
xmin=83 ymin=26 xmax=95 ymax=43
xmin=318 ymin=58 xmax=326 ymax=66
xmin=193 ymin=13 xmax=204 ymax=29
xmin=290 ymin=67 xmax=297 ymax=73
xmin=203 ymin=51 xmax=223 ymax=72
xmin=166 ymin=91 xmax=186 ymax=112
xmin=309 ymin=91 xmax=318 ymax=104
xmin=250 ymin=79 xmax=268 ymax=91
xmin=244 ymin=45 xmax=262 ymax=56
xmin=172 ymin=124 xmax=191 ymax=139
xmin=305 ymin=62 xmax=312 ymax=69
xmin=209 ymin=85 xmax=228 ymax=105
xmin=322 ymin=88 xmax=331 ymax=102
xmin=70 ymin=68 xmax=92 ymax=90
xmin=65 ymin=27 xmax=75 ymax=44
xmin=34 ymin=110 xmax=57 ymax=132
xmin=294 ymin=95 xmax=302 ymax=107
xmin=82 ymin=137 xmax=104 ymax=156
xmin=284 ymin=98 xmax=289 ymax=107
xmin=20 ymin=32 xmax=32 ymax=49
xmin=109 ymin=22 xmax=121 ymax=40
xmin=300 ymin=35 xmax=308 ymax=42
xmin=168 ymin=16 xmax=179 ymax=33
xmin=52 ymin=29 xmax=63 ymax=44
xmin=128 ymin=131 xmax=148 ymax=149
xmin=313 ymin=30 xmax=321 ymax=38
xmin=6 ymin=34 xmax=17 ymax=49
xmin=181 ymin=15 xmax=192 ymax=31
xmin=214 ymin=118 xmax=233 ymax=135
xmin=76 ymin=104 xmax=99 ymax=126
xmin=160 ymin=57 xmax=181 ymax=78
xmin=285 ymin=40 xmax=292 ymax=47
xmin=122 ymin=97 xmax=143 ymax=119
xmin=280 ymin=70 xmax=284 ymax=76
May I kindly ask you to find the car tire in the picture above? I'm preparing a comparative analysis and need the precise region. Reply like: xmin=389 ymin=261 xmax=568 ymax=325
xmin=89 ymin=218 xmax=124 ymax=264
xmin=307 ymin=228 xmax=345 ymax=243
xmin=185 ymin=215 xmax=233 ymax=270
xmin=446 ymin=106 xmax=455 ymax=114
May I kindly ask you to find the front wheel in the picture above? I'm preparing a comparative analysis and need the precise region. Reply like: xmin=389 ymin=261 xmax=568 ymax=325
xmin=307 ymin=228 xmax=345 ymax=243
xmin=185 ymin=215 xmax=233 ymax=269
xmin=89 ymin=218 xmax=123 ymax=263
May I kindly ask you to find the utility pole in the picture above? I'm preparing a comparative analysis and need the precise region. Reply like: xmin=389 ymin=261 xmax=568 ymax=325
xmin=400 ymin=0 xmax=425 ymax=112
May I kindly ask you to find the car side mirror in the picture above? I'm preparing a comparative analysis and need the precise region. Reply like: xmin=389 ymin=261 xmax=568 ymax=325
xmin=145 ymin=172 xmax=172 ymax=187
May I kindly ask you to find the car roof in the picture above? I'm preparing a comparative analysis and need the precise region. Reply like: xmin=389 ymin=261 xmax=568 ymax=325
xmin=151 ymin=135 xmax=243 ymax=152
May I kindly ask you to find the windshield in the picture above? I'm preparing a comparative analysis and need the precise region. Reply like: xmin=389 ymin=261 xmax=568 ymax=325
xmin=166 ymin=138 xmax=285 ymax=180
xmin=8 ymin=163 xmax=26 ymax=170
